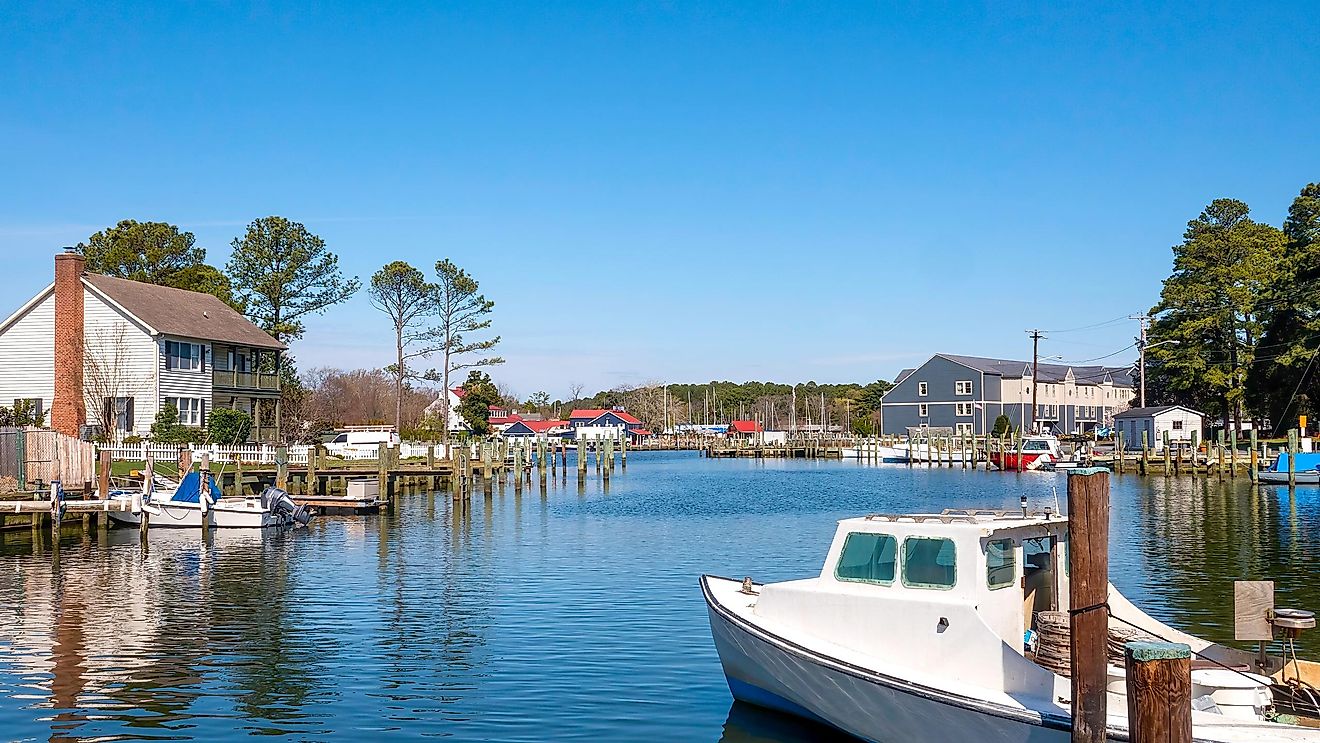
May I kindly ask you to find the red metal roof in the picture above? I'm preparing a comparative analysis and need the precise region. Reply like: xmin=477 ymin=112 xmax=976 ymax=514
xmin=451 ymin=387 xmax=466 ymax=398
xmin=630 ymin=428 xmax=653 ymax=436
xmin=729 ymin=420 xmax=763 ymax=433
xmin=489 ymin=413 xmax=522 ymax=425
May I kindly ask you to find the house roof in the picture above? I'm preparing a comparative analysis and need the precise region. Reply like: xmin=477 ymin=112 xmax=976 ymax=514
xmin=894 ymin=368 xmax=916 ymax=384
xmin=451 ymin=387 xmax=466 ymax=398
xmin=631 ymin=428 xmax=653 ymax=436
xmin=729 ymin=420 xmax=763 ymax=433
xmin=1113 ymin=405 xmax=1202 ymax=419
xmin=570 ymin=408 xmax=642 ymax=425
xmin=84 ymin=273 xmax=286 ymax=350
xmin=935 ymin=354 xmax=1132 ymax=387
xmin=524 ymin=419 xmax=567 ymax=433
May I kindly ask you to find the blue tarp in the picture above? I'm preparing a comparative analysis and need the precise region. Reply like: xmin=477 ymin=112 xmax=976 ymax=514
xmin=171 ymin=471 xmax=221 ymax=503
xmin=1273 ymin=452 xmax=1320 ymax=473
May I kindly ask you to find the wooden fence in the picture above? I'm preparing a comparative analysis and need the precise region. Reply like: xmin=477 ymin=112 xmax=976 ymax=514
xmin=0 ymin=427 xmax=97 ymax=489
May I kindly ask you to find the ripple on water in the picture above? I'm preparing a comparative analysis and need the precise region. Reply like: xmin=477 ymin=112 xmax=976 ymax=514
xmin=3 ymin=452 xmax=1319 ymax=741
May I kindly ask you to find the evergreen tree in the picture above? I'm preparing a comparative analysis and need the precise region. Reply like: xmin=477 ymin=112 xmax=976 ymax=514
xmin=1246 ymin=183 xmax=1320 ymax=431
xmin=226 ymin=216 xmax=360 ymax=343
xmin=369 ymin=261 xmax=438 ymax=428
xmin=1145 ymin=198 xmax=1286 ymax=431
xmin=77 ymin=219 xmax=236 ymax=306
xmin=455 ymin=371 xmax=500 ymax=436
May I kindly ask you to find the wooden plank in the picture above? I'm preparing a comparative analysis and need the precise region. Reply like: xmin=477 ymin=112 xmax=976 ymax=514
xmin=1068 ymin=468 xmax=1110 ymax=743
xmin=1234 ymin=580 xmax=1275 ymax=641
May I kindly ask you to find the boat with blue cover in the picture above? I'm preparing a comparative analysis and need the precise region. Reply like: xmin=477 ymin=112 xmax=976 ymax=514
xmin=1259 ymin=452 xmax=1320 ymax=485
xmin=106 ymin=471 xmax=310 ymax=529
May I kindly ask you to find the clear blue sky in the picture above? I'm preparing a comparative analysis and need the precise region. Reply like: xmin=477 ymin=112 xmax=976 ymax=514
xmin=3 ymin=2 xmax=1316 ymax=399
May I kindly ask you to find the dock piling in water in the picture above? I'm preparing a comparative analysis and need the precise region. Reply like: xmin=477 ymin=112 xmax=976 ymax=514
xmin=1123 ymin=642 xmax=1192 ymax=743
xmin=1067 ymin=468 xmax=1110 ymax=743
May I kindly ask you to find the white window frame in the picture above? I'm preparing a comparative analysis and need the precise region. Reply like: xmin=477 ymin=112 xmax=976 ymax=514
xmin=918 ymin=403 xmax=929 ymax=417
xmin=166 ymin=396 xmax=205 ymax=426
xmin=955 ymin=380 xmax=972 ymax=395
xmin=955 ymin=422 xmax=974 ymax=436
xmin=917 ymin=381 xmax=928 ymax=397
xmin=165 ymin=341 xmax=205 ymax=371
xmin=955 ymin=402 xmax=973 ymax=417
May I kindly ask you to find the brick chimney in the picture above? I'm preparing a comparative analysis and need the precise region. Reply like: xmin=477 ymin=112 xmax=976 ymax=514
xmin=51 ymin=252 xmax=86 ymax=437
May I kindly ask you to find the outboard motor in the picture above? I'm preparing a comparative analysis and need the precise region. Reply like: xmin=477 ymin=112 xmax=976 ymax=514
xmin=260 ymin=486 xmax=313 ymax=526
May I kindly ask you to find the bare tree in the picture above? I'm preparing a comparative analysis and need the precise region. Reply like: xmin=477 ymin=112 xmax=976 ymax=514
xmin=369 ymin=261 xmax=439 ymax=429
xmin=83 ymin=325 xmax=149 ymax=441
xmin=426 ymin=259 xmax=503 ymax=443
xmin=568 ymin=382 xmax=585 ymax=403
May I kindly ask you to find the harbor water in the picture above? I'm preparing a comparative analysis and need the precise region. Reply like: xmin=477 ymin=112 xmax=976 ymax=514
xmin=2 ymin=451 xmax=1318 ymax=741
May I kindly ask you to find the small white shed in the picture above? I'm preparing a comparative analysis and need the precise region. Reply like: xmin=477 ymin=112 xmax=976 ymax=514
xmin=1113 ymin=405 xmax=1204 ymax=451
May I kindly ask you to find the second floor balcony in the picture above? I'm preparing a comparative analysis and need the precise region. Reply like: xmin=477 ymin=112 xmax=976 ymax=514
xmin=213 ymin=368 xmax=280 ymax=392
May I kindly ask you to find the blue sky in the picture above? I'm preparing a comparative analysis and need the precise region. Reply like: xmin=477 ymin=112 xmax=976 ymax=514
xmin=3 ymin=2 xmax=1317 ymax=399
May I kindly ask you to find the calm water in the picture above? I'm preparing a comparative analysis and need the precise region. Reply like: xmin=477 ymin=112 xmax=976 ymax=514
xmin=2 ymin=452 xmax=1319 ymax=742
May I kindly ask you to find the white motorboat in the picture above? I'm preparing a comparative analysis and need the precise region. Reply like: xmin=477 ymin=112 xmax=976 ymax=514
xmin=845 ymin=443 xmax=975 ymax=463
xmin=702 ymin=510 xmax=1320 ymax=741
xmin=106 ymin=471 xmax=311 ymax=529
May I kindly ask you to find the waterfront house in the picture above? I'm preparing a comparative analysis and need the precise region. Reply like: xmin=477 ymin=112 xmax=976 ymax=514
xmin=880 ymin=354 xmax=1134 ymax=436
xmin=0 ymin=253 xmax=286 ymax=441
xmin=504 ymin=419 xmax=570 ymax=438
xmin=422 ymin=387 xmax=469 ymax=432
xmin=1113 ymin=406 xmax=1204 ymax=451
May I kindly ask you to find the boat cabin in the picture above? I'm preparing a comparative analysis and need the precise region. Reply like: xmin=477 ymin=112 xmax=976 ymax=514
xmin=818 ymin=510 xmax=1072 ymax=653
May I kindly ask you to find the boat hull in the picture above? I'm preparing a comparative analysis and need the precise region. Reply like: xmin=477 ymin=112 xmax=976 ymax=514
xmin=702 ymin=576 xmax=1074 ymax=743
xmin=991 ymin=452 xmax=1053 ymax=471
xmin=106 ymin=500 xmax=291 ymax=529
xmin=1259 ymin=470 xmax=1320 ymax=485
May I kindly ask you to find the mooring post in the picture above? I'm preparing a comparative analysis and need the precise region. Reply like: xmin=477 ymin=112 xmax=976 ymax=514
xmin=1288 ymin=428 xmax=1298 ymax=488
xmin=377 ymin=442 xmax=389 ymax=498
xmin=141 ymin=451 xmax=154 ymax=539
xmin=1140 ymin=431 xmax=1149 ymax=475
xmin=1249 ymin=430 xmax=1258 ymax=483
xmin=1124 ymin=642 xmax=1192 ymax=743
xmin=1230 ymin=429 xmax=1239 ymax=477
xmin=621 ymin=434 xmax=627 ymax=468
xmin=1116 ymin=431 xmax=1124 ymax=474
xmin=1188 ymin=431 xmax=1198 ymax=476
xmin=305 ymin=445 xmax=317 ymax=496
xmin=1067 ymin=468 xmax=1110 ymax=743
xmin=98 ymin=448 xmax=111 ymax=500
xmin=234 ymin=453 xmax=245 ymax=497
xmin=1162 ymin=430 xmax=1171 ymax=476
xmin=200 ymin=452 xmax=211 ymax=537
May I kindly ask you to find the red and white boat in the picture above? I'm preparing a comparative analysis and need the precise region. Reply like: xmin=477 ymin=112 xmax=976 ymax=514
xmin=991 ymin=434 xmax=1061 ymax=471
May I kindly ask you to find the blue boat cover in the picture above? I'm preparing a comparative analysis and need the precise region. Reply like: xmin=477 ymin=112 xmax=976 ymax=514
xmin=172 ymin=471 xmax=221 ymax=503
xmin=1273 ymin=452 xmax=1320 ymax=473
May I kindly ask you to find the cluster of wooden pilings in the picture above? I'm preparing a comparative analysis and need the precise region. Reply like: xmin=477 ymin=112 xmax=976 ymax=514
xmin=704 ymin=437 xmax=847 ymax=458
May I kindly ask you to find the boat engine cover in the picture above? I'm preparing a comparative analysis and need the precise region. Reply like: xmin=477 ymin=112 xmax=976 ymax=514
xmin=1190 ymin=669 xmax=1273 ymax=721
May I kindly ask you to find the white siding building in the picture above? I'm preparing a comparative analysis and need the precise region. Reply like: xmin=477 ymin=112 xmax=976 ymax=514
xmin=0 ymin=253 xmax=286 ymax=441
xmin=1113 ymin=406 xmax=1204 ymax=451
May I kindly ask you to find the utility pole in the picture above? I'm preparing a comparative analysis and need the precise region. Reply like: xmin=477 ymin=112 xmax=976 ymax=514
xmin=1027 ymin=329 xmax=1044 ymax=433
xmin=1130 ymin=314 xmax=1150 ymax=408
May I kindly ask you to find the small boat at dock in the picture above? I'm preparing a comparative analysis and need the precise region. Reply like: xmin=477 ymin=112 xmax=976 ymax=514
xmin=1258 ymin=452 xmax=1320 ymax=485
xmin=990 ymin=434 xmax=1061 ymax=471
xmin=106 ymin=471 xmax=311 ymax=529
xmin=702 ymin=509 xmax=1320 ymax=741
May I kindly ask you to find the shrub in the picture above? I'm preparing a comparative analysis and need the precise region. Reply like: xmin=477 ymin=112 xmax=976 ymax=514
xmin=991 ymin=415 xmax=1012 ymax=437
xmin=208 ymin=407 xmax=253 ymax=444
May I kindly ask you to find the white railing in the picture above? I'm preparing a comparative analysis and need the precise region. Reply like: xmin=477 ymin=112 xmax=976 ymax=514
xmin=99 ymin=441 xmax=449 ymax=464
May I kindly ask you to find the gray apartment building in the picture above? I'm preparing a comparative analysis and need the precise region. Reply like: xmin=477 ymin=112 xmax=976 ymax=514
xmin=880 ymin=354 xmax=1134 ymax=436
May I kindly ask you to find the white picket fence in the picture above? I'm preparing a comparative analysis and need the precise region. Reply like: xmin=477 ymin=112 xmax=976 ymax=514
xmin=99 ymin=442 xmax=446 ymax=464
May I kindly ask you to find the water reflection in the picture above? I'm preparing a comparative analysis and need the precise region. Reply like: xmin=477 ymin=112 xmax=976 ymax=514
xmin=3 ymin=456 xmax=1320 ymax=742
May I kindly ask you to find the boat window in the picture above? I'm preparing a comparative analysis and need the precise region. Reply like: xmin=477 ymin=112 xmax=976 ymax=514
xmin=986 ymin=538 xmax=1016 ymax=589
xmin=1022 ymin=439 xmax=1050 ymax=452
xmin=834 ymin=533 xmax=897 ymax=585
xmin=902 ymin=537 xmax=956 ymax=589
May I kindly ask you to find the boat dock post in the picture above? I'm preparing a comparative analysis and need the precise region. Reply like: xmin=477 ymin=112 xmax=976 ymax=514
xmin=1162 ymin=431 xmax=1171 ymax=476
xmin=1123 ymin=642 xmax=1192 ymax=743
xmin=200 ymin=452 xmax=211 ymax=537
xmin=1249 ymin=430 xmax=1258 ymax=483
xmin=140 ymin=451 xmax=153 ymax=540
xmin=1288 ymin=429 xmax=1298 ymax=488
xmin=1067 ymin=467 xmax=1110 ymax=743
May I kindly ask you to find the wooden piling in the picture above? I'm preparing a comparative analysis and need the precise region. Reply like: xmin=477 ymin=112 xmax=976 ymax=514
xmin=1116 ymin=431 xmax=1124 ymax=474
xmin=98 ymin=449 xmax=111 ymax=499
xmin=141 ymin=452 xmax=153 ymax=539
xmin=1123 ymin=642 xmax=1192 ymax=743
xmin=1162 ymin=431 xmax=1171 ymax=476
xmin=1140 ymin=432 xmax=1149 ymax=476
xmin=1067 ymin=468 xmax=1110 ymax=743
xmin=1249 ymin=430 xmax=1258 ymax=483
xmin=1288 ymin=429 xmax=1298 ymax=488
xmin=1230 ymin=429 xmax=1238 ymax=477
xmin=200 ymin=453 xmax=211 ymax=537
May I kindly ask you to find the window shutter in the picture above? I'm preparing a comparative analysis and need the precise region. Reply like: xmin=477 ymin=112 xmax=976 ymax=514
xmin=126 ymin=398 xmax=135 ymax=431
xmin=201 ymin=399 xmax=208 ymax=427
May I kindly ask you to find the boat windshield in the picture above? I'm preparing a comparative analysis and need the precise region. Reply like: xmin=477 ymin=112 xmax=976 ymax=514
xmin=1022 ymin=439 xmax=1052 ymax=452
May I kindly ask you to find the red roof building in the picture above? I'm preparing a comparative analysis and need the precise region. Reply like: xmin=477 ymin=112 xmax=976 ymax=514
xmin=728 ymin=420 xmax=764 ymax=435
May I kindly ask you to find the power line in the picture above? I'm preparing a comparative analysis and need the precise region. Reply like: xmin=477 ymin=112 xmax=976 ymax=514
xmin=1041 ymin=315 xmax=1131 ymax=334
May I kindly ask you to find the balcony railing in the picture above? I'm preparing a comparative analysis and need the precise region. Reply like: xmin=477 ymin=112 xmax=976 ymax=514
xmin=213 ymin=369 xmax=280 ymax=391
